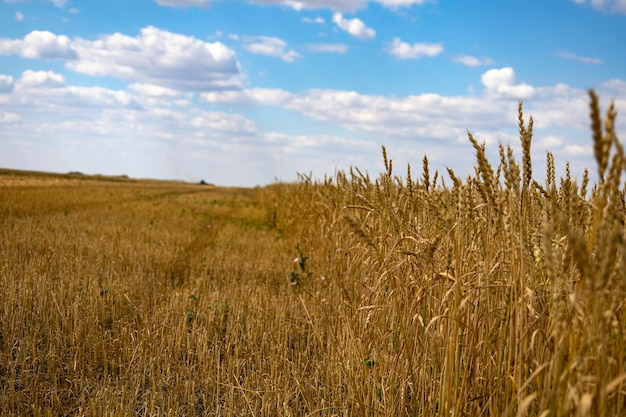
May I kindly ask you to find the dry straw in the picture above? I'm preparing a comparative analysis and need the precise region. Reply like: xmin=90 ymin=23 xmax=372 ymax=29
xmin=1 ymin=91 xmax=625 ymax=416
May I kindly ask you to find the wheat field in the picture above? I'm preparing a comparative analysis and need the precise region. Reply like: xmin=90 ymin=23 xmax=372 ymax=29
xmin=1 ymin=90 xmax=625 ymax=416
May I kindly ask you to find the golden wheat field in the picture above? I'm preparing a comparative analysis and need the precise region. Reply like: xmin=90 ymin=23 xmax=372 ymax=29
xmin=1 ymin=91 xmax=625 ymax=416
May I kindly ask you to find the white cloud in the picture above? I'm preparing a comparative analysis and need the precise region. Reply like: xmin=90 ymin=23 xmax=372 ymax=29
xmin=190 ymin=111 xmax=256 ymax=134
xmin=4 ymin=0 xmax=69 ymax=7
xmin=154 ymin=0 xmax=210 ymax=7
xmin=279 ymin=0 xmax=365 ymax=10
xmin=481 ymin=67 xmax=536 ymax=99
xmin=302 ymin=16 xmax=325 ymax=24
xmin=202 ymin=88 xmax=294 ymax=106
xmin=19 ymin=70 xmax=66 ymax=88
xmin=556 ymin=50 xmax=603 ymax=64
xmin=387 ymin=37 xmax=443 ymax=59
xmin=9 ymin=0 xmax=426 ymax=12
xmin=565 ymin=145 xmax=592 ymax=155
xmin=0 ymin=27 xmax=244 ymax=91
xmin=49 ymin=0 xmax=67 ymax=6
xmin=248 ymin=0 xmax=427 ymax=12
xmin=452 ymin=55 xmax=494 ymax=67
xmin=0 ymin=112 xmax=21 ymax=123
xmin=15 ymin=12 xmax=23 ymax=21
xmin=304 ymin=43 xmax=349 ymax=53
xmin=1 ymin=74 xmax=256 ymax=137
xmin=242 ymin=36 xmax=301 ymax=62
xmin=201 ymin=70 xmax=614 ymax=151
xmin=530 ymin=95 xmax=591 ymax=131
xmin=0 ymin=75 xmax=15 ymax=93
xmin=68 ymin=26 xmax=242 ymax=90
xmin=537 ymin=82 xmax=579 ymax=97
xmin=376 ymin=0 xmax=427 ymax=7
xmin=203 ymin=87 xmax=514 ymax=141
xmin=332 ymin=13 xmax=376 ymax=39
xmin=539 ymin=135 xmax=564 ymax=148
xmin=0 ymin=30 xmax=77 ymax=59
xmin=603 ymin=79 xmax=626 ymax=95
xmin=570 ymin=0 xmax=626 ymax=13
xmin=85 ymin=27 xmax=242 ymax=91
xmin=263 ymin=132 xmax=377 ymax=156
xmin=0 ymin=71 xmax=140 ymax=114
xmin=128 ymin=83 xmax=181 ymax=97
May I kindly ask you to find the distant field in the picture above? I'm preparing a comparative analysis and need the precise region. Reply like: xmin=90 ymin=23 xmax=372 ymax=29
xmin=1 ymin=93 xmax=626 ymax=416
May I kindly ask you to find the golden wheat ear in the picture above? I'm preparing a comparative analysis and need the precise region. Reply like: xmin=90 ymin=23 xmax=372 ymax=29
xmin=589 ymin=89 xmax=611 ymax=182
xmin=518 ymin=101 xmax=533 ymax=191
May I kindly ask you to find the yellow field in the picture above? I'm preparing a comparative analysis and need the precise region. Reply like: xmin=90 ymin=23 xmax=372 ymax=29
xmin=1 ymin=92 xmax=625 ymax=416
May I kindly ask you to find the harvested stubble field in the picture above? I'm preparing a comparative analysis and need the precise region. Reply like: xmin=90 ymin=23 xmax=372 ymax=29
xmin=1 ymin=92 xmax=626 ymax=416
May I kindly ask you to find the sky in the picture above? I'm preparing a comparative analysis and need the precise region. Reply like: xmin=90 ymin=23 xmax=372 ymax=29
xmin=0 ymin=0 xmax=625 ymax=186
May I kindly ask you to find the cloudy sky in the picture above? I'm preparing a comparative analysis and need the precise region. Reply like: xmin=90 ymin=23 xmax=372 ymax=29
xmin=0 ymin=0 xmax=625 ymax=186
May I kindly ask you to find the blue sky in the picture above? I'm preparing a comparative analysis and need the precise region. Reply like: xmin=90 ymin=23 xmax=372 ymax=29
xmin=0 ymin=0 xmax=625 ymax=186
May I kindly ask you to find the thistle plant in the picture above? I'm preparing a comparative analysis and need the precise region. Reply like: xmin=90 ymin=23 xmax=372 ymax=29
xmin=289 ymin=243 xmax=312 ymax=287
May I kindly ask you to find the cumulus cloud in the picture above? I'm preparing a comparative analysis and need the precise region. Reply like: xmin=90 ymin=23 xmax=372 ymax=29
xmin=556 ymin=50 xmax=603 ymax=64
xmin=190 ymin=111 xmax=256 ymax=134
xmin=247 ymin=0 xmax=427 ymax=12
xmin=387 ymin=37 xmax=443 ymax=59
xmin=1 ymin=72 xmax=255 ymax=136
xmin=570 ymin=0 xmax=626 ymax=13
xmin=19 ymin=70 xmax=66 ymax=88
xmin=452 ymin=55 xmax=494 ymax=67
xmin=203 ymin=88 xmax=294 ymax=106
xmin=0 ymin=71 xmax=140 ymax=116
xmin=304 ymin=43 xmax=349 ymax=53
xmin=242 ymin=36 xmax=301 ymax=62
xmin=201 ymin=68 xmax=609 ymax=147
xmin=0 ymin=75 xmax=15 ymax=93
xmin=128 ymin=83 xmax=182 ymax=97
xmin=481 ymin=67 xmax=536 ymax=99
xmin=15 ymin=12 xmax=23 ymax=21
xmin=376 ymin=0 xmax=428 ymax=7
xmin=0 ymin=30 xmax=77 ymax=59
xmin=263 ymin=132 xmax=377 ymax=157
xmin=155 ymin=0 xmax=341 ymax=11
xmin=0 ymin=27 xmax=244 ymax=91
xmin=69 ymin=26 xmax=242 ymax=90
xmin=267 ymin=0 xmax=365 ymax=11
xmin=203 ymin=87 xmax=514 ymax=141
xmin=539 ymin=135 xmax=565 ymax=148
xmin=332 ymin=13 xmax=376 ymax=39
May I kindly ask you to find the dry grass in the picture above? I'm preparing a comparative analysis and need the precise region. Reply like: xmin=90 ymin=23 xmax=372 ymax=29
xmin=1 ymin=90 xmax=625 ymax=416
